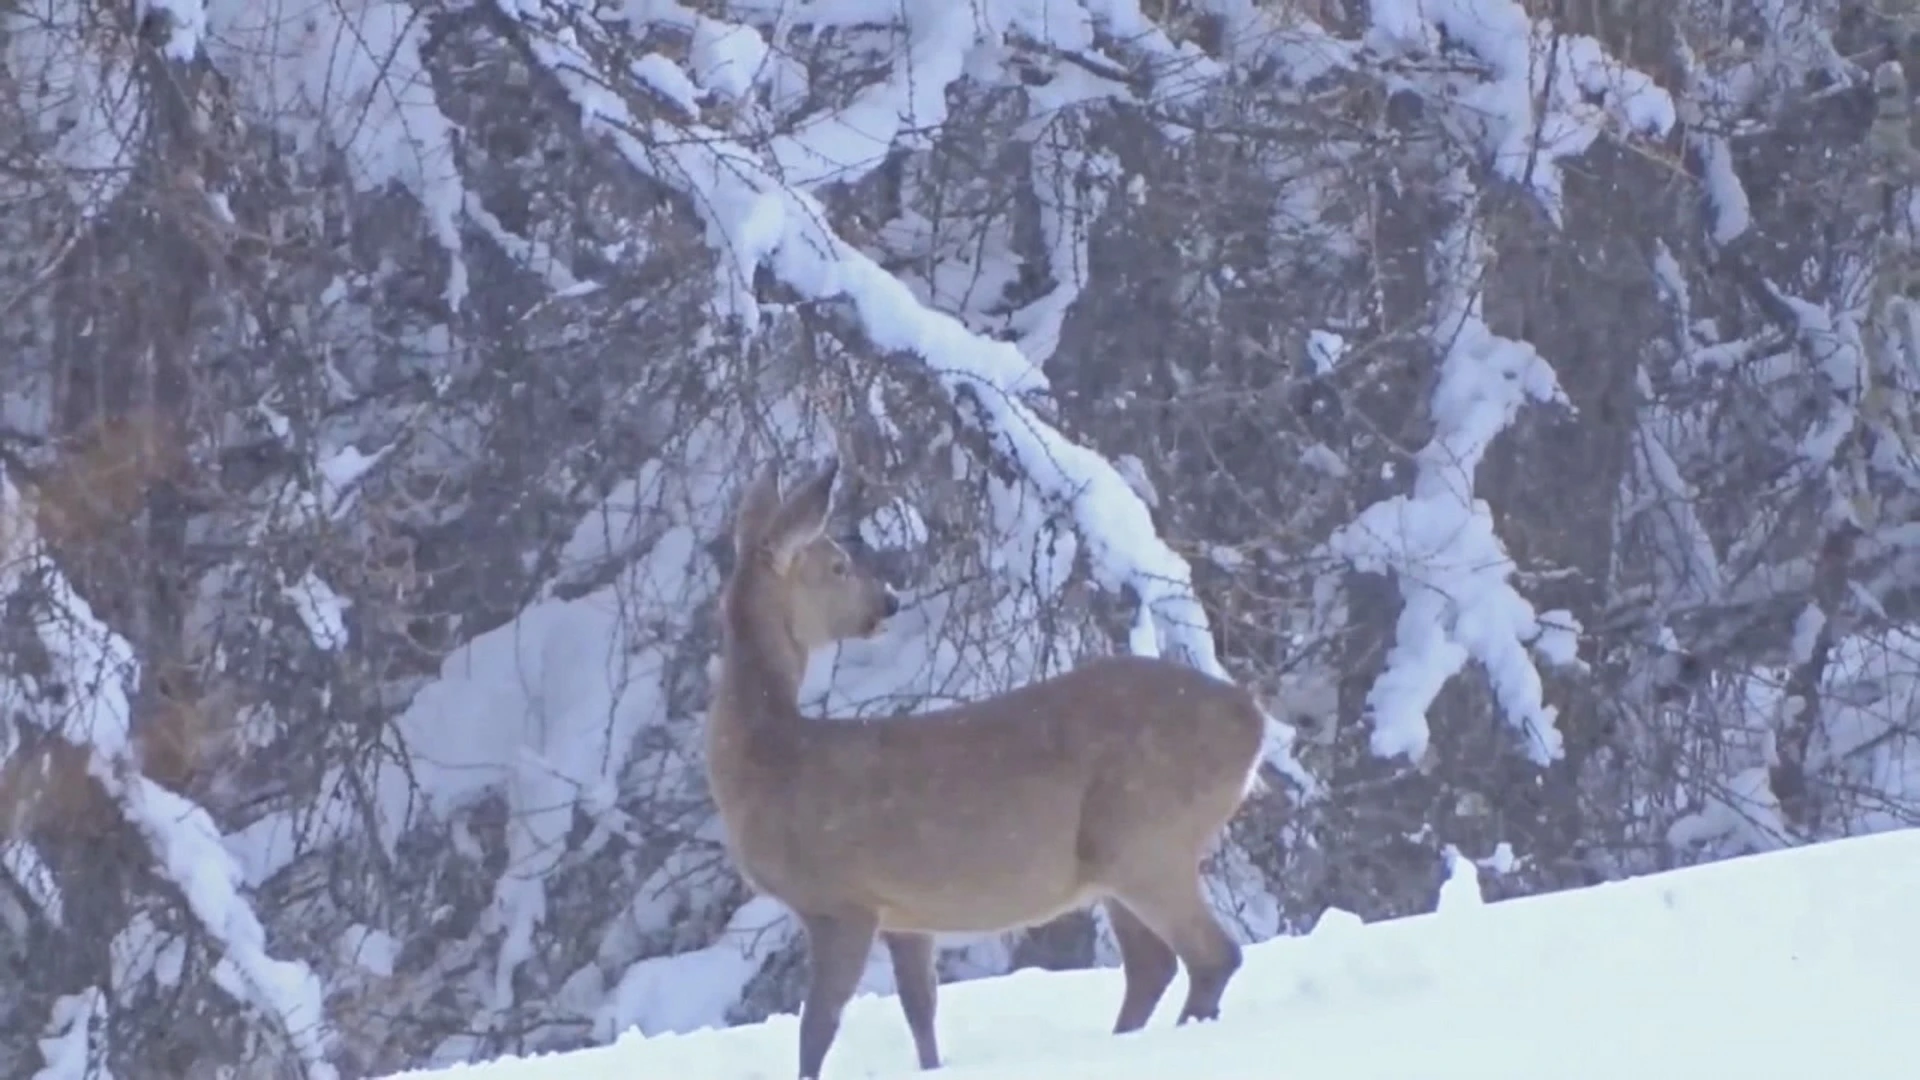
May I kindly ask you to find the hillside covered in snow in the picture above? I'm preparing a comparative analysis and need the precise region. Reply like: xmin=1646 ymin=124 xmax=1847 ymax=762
xmin=387 ymin=829 xmax=1920 ymax=1080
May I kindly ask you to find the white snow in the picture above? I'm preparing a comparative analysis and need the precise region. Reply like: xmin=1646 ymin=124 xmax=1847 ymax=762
xmin=1666 ymin=765 xmax=1788 ymax=853
xmin=110 ymin=912 xmax=187 ymax=995
xmin=35 ymin=988 xmax=112 ymax=1080
xmin=247 ymin=435 xmax=379 ymax=654
xmin=1434 ymin=844 xmax=1484 ymax=912
xmin=1008 ymin=123 xmax=1118 ymax=365
xmin=857 ymin=499 xmax=930 ymax=552
xmin=1306 ymin=329 xmax=1346 ymax=374
xmin=113 ymin=777 xmax=336 ymax=1074
xmin=767 ymin=5 xmax=966 ymax=189
xmin=633 ymin=52 xmax=701 ymax=113
xmin=1693 ymin=127 xmax=1753 ymax=245
xmin=281 ymin=569 xmax=352 ymax=652
xmin=338 ymin=923 xmax=401 ymax=979
xmin=382 ymin=829 xmax=1920 ymax=1080
xmin=1 ymin=842 xmax=62 ymax=928
xmin=688 ymin=12 xmax=770 ymax=102
xmin=593 ymin=895 xmax=796 ymax=1043
xmin=1791 ymin=601 xmax=1827 ymax=663
xmin=1776 ymin=284 xmax=1869 ymax=470
xmin=384 ymin=573 xmax=690 ymax=1013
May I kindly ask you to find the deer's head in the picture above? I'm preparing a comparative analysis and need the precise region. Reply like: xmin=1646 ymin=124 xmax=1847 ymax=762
xmin=731 ymin=458 xmax=899 ymax=653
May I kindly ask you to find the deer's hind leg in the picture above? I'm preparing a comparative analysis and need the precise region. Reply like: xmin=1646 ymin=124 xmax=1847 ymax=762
xmin=883 ymin=931 xmax=942 ymax=1069
xmin=1106 ymin=899 xmax=1178 ymax=1033
xmin=1109 ymin=876 xmax=1242 ymax=1024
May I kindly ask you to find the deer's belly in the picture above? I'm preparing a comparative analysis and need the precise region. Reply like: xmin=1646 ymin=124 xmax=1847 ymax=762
xmin=723 ymin=789 xmax=1097 ymax=931
xmin=864 ymin=842 xmax=1097 ymax=934
xmin=876 ymin=883 xmax=1098 ymax=935
xmin=846 ymin=795 xmax=1093 ymax=931
xmin=730 ymin=841 xmax=1087 ymax=932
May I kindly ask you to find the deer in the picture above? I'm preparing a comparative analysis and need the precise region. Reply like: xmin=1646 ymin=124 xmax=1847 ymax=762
xmin=708 ymin=457 xmax=1270 ymax=1080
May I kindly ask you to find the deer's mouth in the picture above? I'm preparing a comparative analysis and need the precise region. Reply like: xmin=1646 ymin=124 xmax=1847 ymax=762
xmin=863 ymin=588 xmax=902 ymax=638
xmin=864 ymin=607 xmax=903 ymax=638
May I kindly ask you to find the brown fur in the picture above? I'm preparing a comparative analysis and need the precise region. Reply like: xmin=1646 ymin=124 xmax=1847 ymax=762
xmin=708 ymin=459 xmax=1267 ymax=1079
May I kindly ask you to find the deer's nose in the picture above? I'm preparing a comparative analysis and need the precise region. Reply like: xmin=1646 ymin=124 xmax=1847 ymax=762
xmin=882 ymin=590 xmax=901 ymax=617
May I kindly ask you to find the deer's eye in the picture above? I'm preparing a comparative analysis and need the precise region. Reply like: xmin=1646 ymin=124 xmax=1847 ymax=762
xmin=832 ymin=560 xmax=850 ymax=577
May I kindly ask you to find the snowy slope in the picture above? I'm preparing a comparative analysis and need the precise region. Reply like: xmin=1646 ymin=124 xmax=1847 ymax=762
xmin=390 ymin=830 xmax=1920 ymax=1080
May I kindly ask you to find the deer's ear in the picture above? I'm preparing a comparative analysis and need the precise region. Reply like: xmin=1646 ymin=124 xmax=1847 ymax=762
xmin=733 ymin=462 xmax=784 ymax=558
xmin=762 ymin=458 xmax=839 ymax=572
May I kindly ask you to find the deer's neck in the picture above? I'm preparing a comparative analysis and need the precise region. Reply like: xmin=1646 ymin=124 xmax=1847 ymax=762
xmin=714 ymin=575 xmax=807 ymax=739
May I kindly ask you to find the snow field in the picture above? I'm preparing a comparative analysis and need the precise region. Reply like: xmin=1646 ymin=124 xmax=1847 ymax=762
xmin=388 ymin=828 xmax=1920 ymax=1080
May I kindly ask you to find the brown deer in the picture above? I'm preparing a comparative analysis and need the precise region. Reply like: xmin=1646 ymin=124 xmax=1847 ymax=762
xmin=709 ymin=458 xmax=1269 ymax=1080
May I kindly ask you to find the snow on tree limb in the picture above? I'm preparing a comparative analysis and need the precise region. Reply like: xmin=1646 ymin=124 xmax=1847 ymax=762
xmin=5 ymin=2 xmax=143 ymax=215
xmin=134 ymin=0 xmax=205 ymax=59
xmin=1324 ymin=167 xmax=1576 ymax=767
xmin=34 ymin=987 xmax=111 ymax=1080
xmin=0 ymin=473 xmax=338 ymax=1080
xmin=1366 ymin=0 xmax=1675 ymax=225
xmin=21 ymin=0 xmax=517 ymax=308
xmin=1014 ymin=115 xmax=1117 ymax=365
xmin=1311 ymin=2 xmax=1678 ymax=765
xmin=204 ymin=0 xmax=469 ymax=309
xmin=492 ymin=0 xmax=1314 ymax=789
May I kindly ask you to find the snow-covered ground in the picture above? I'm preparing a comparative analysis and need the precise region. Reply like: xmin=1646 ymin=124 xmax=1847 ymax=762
xmin=389 ymin=829 xmax=1919 ymax=1080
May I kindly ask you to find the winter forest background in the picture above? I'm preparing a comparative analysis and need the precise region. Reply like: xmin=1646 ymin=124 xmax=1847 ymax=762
xmin=4 ymin=0 xmax=1919 ymax=1075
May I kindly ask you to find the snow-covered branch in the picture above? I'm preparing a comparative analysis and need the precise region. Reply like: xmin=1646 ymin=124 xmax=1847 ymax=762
xmin=1366 ymin=0 xmax=1675 ymax=224
xmin=0 ymin=473 xmax=337 ymax=1079
xmin=1325 ymin=166 xmax=1580 ymax=766
xmin=1316 ymin=0 xmax=1676 ymax=767
xmin=490 ymin=0 xmax=1311 ymax=786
